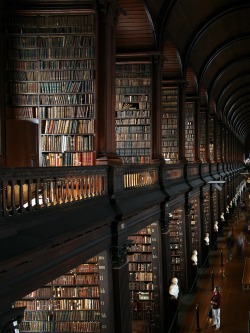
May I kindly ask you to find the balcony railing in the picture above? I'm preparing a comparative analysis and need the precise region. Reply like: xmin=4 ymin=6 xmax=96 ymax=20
xmin=0 ymin=166 xmax=108 ymax=218
xmin=0 ymin=162 xmax=243 ymax=220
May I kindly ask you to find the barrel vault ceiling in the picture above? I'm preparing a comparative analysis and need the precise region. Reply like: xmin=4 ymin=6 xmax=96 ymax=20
xmin=116 ymin=0 xmax=250 ymax=146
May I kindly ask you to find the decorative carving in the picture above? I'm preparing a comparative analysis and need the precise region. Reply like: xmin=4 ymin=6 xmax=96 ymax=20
xmin=98 ymin=0 xmax=127 ymax=26
xmin=110 ymin=240 xmax=132 ymax=268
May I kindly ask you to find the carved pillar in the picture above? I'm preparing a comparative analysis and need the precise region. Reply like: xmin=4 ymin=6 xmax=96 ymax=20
xmin=184 ymin=200 xmax=193 ymax=290
xmin=160 ymin=205 xmax=172 ymax=332
xmin=110 ymin=240 xmax=132 ymax=333
xmin=96 ymin=0 xmax=122 ymax=165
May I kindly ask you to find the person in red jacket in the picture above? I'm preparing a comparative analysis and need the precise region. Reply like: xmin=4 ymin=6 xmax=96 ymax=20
xmin=210 ymin=286 xmax=221 ymax=330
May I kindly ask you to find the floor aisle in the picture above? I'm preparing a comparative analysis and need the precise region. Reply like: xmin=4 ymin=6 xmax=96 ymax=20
xmin=175 ymin=208 xmax=250 ymax=333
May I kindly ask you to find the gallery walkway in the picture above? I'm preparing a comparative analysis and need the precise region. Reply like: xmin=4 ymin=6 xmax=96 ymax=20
xmin=173 ymin=207 xmax=250 ymax=333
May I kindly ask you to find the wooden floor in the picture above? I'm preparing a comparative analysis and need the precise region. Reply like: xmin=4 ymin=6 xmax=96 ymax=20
xmin=175 ymin=209 xmax=250 ymax=333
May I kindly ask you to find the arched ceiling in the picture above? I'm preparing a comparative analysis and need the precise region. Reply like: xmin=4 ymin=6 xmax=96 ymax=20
xmin=116 ymin=0 xmax=250 ymax=145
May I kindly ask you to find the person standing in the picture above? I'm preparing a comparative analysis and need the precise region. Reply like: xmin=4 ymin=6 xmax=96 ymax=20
xmin=236 ymin=232 xmax=245 ymax=258
xmin=210 ymin=286 xmax=221 ymax=330
xmin=226 ymin=231 xmax=235 ymax=261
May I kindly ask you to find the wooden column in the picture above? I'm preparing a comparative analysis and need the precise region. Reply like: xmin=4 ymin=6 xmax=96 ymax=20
xmin=160 ymin=207 xmax=172 ymax=332
xmin=96 ymin=0 xmax=122 ymax=165
xmin=111 ymin=241 xmax=132 ymax=333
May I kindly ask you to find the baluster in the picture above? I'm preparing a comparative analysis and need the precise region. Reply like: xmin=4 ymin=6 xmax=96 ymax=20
xmin=70 ymin=179 xmax=74 ymax=202
xmin=75 ymin=179 xmax=80 ymax=200
xmin=86 ymin=177 xmax=90 ymax=198
xmin=78 ymin=178 xmax=83 ymax=200
xmin=34 ymin=181 xmax=41 ymax=210
xmin=41 ymin=178 xmax=48 ymax=208
xmin=47 ymin=179 xmax=54 ymax=206
xmin=10 ymin=181 xmax=18 ymax=215
xmin=17 ymin=181 xmax=25 ymax=214
xmin=26 ymin=179 xmax=33 ymax=211
xmin=54 ymin=179 xmax=59 ymax=205
xmin=61 ymin=179 xmax=66 ymax=204
xmin=2 ymin=182 xmax=9 ymax=217
xmin=89 ymin=177 xmax=94 ymax=197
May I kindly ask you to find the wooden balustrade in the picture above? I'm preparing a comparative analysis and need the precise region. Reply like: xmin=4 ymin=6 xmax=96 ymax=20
xmin=0 ymin=165 xmax=162 ymax=218
xmin=0 ymin=162 xmax=238 ymax=219
xmin=0 ymin=166 xmax=108 ymax=218
xmin=123 ymin=165 xmax=159 ymax=189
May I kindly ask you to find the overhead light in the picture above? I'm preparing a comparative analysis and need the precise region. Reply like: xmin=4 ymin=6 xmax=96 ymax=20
xmin=208 ymin=180 xmax=225 ymax=184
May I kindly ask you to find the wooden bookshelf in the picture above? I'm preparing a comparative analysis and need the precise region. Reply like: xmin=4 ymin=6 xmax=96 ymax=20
xmin=185 ymin=102 xmax=195 ymax=162
xmin=190 ymin=196 xmax=200 ymax=254
xmin=216 ymin=122 xmax=221 ymax=162
xmin=212 ymin=189 xmax=218 ymax=225
xmin=168 ymin=208 xmax=185 ymax=285
xmin=127 ymin=223 xmax=161 ymax=329
xmin=203 ymin=190 xmax=210 ymax=234
xmin=199 ymin=111 xmax=206 ymax=163
xmin=115 ymin=62 xmax=152 ymax=164
xmin=5 ymin=10 xmax=96 ymax=167
xmin=209 ymin=118 xmax=214 ymax=162
xmin=161 ymin=85 xmax=179 ymax=164
xmin=13 ymin=254 xmax=109 ymax=333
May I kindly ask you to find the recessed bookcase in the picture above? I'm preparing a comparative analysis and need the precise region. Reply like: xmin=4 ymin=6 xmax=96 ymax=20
xmin=5 ymin=9 xmax=96 ymax=167
xmin=190 ymin=196 xmax=200 ymax=254
xmin=127 ymin=222 xmax=161 ymax=329
xmin=212 ymin=189 xmax=218 ymax=225
xmin=13 ymin=253 xmax=109 ymax=333
xmin=161 ymin=83 xmax=179 ymax=164
xmin=199 ymin=111 xmax=206 ymax=162
xmin=225 ymin=129 xmax=229 ymax=161
xmin=185 ymin=101 xmax=195 ymax=162
xmin=115 ymin=60 xmax=152 ymax=164
xmin=216 ymin=122 xmax=221 ymax=162
xmin=209 ymin=118 xmax=214 ymax=162
xmin=168 ymin=208 xmax=186 ymax=286
xmin=203 ymin=189 xmax=210 ymax=234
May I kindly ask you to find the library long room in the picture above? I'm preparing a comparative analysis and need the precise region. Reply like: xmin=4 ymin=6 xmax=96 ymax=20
xmin=0 ymin=1 xmax=250 ymax=333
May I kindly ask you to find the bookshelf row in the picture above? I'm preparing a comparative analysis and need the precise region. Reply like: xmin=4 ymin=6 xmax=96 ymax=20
xmin=128 ymin=222 xmax=160 ymax=323
xmin=18 ymin=321 xmax=100 ymax=332
xmin=41 ymin=135 xmax=94 ymax=152
xmin=6 ymin=14 xmax=95 ymax=29
xmin=25 ymin=286 xmax=100 ymax=299
xmin=115 ymin=62 xmax=152 ymax=164
xmin=190 ymin=196 xmax=200 ymax=253
xmin=13 ymin=221 xmax=163 ymax=332
xmin=8 ymin=36 xmax=94 ymax=48
xmin=7 ymin=106 xmax=94 ymax=119
xmin=42 ymin=119 xmax=94 ymax=134
xmin=9 ymin=81 xmax=94 ymax=94
xmin=6 ymin=10 xmax=96 ymax=167
xmin=22 ymin=310 xmax=101 ymax=322
xmin=42 ymin=152 xmax=95 ymax=167
xmin=185 ymin=102 xmax=195 ymax=162
xmin=199 ymin=111 xmax=206 ymax=162
xmin=168 ymin=208 xmax=185 ymax=283
xmin=7 ymin=59 xmax=94 ymax=71
xmin=162 ymin=86 xmax=179 ymax=163
xmin=8 ymin=46 xmax=95 ymax=59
